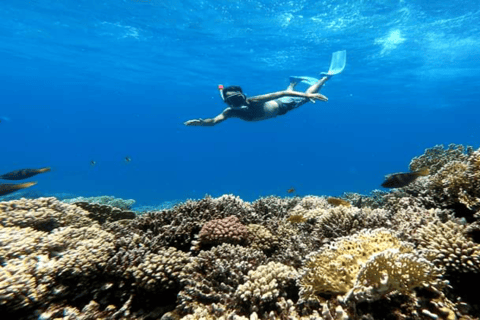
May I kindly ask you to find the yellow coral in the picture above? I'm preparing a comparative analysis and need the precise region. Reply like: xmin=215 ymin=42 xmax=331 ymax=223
xmin=350 ymin=249 xmax=444 ymax=302
xmin=299 ymin=229 xmax=413 ymax=299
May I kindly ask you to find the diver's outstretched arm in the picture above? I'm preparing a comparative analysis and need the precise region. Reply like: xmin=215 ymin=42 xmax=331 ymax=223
xmin=184 ymin=111 xmax=228 ymax=127
xmin=248 ymin=90 xmax=327 ymax=103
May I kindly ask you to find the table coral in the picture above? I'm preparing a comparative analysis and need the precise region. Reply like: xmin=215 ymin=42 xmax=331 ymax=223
xmin=71 ymin=201 xmax=136 ymax=224
xmin=0 ymin=197 xmax=94 ymax=231
xmin=347 ymin=249 xmax=444 ymax=303
xmin=298 ymin=229 xmax=414 ymax=300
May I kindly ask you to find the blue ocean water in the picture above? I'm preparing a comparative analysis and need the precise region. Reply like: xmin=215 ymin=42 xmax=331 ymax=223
xmin=1 ymin=0 xmax=479 ymax=206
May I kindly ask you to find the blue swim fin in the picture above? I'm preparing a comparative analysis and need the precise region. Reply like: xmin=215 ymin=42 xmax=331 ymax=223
xmin=288 ymin=76 xmax=319 ymax=86
xmin=320 ymin=50 xmax=346 ymax=77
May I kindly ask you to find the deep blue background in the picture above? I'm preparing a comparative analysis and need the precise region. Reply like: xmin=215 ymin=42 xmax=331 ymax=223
xmin=1 ymin=0 xmax=479 ymax=205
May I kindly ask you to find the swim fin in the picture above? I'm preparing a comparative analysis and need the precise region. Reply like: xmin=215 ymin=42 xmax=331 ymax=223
xmin=320 ymin=50 xmax=346 ymax=77
xmin=289 ymin=50 xmax=347 ymax=85
xmin=288 ymin=76 xmax=319 ymax=86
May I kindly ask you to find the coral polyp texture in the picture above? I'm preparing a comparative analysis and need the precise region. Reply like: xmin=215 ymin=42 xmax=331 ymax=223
xmin=1 ymin=145 xmax=480 ymax=319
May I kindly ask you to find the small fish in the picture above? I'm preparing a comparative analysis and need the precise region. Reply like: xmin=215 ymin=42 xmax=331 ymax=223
xmin=0 ymin=167 xmax=51 ymax=181
xmin=287 ymin=188 xmax=295 ymax=194
xmin=381 ymin=168 xmax=430 ymax=188
xmin=0 ymin=181 xmax=37 ymax=196
xmin=90 ymin=160 xmax=96 ymax=166
xmin=125 ymin=156 xmax=132 ymax=163
xmin=327 ymin=197 xmax=351 ymax=207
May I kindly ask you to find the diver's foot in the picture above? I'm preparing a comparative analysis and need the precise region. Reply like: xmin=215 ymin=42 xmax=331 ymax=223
xmin=286 ymin=81 xmax=298 ymax=92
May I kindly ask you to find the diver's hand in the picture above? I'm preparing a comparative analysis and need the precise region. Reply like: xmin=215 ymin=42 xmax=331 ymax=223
xmin=306 ymin=93 xmax=328 ymax=102
xmin=184 ymin=119 xmax=204 ymax=126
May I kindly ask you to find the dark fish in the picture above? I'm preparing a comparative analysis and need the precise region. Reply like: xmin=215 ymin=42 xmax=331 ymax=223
xmin=356 ymin=196 xmax=363 ymax=208
xmin=0 ymin=181 xmax=37 ymax=196
xmin=90 ymin=160 xmax=96 ymax=166
xmin=0 ymin=167 xmax=51 ymax=181
xmin=125 ymin=156 xmax=132 ymax=163
xmin=287 ymin=188 xmax=295 ymax=194
xmin=381 ymin=168 xmax=430 ymax=188
xmin=327 ymin=197 xmax=351 ymax=207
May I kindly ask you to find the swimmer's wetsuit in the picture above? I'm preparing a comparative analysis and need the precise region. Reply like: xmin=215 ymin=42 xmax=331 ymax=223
xmin=226 ymin=97 xmax=309 ymax=121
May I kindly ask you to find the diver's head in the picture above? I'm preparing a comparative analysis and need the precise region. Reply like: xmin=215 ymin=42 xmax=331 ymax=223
xmin=220 ymin=85 xmax=247 ymax=108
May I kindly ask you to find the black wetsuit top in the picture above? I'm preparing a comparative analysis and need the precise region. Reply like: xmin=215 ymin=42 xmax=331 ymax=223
xmin=225 ymin=101 xmax=265 ymax=121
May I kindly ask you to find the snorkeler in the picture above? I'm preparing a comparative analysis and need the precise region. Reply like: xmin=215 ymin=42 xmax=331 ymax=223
xmin=184 ymin=51 xmax=346 ymax=127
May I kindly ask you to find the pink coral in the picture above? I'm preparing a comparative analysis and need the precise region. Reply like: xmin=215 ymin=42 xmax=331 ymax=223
xmin=197 ymin=215 xmax=249 ymax=247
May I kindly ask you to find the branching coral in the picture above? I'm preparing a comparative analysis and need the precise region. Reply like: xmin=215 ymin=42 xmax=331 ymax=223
xmin=177 ymin=244 xmax=267 ymax=314
xmin=0 ymin=197 xmax=94 ymax=231
xmin=313 ymin=206 xmax=392 ymax=241
xmin=414 ymin=220 xmax=480 ymax=273
xmin=246 ymin=224 xmax=279 ymax=253
xmin=235 ymin=262 xmax=298 ymax=313
xmin=409 ymin=144 xmax=474 ymax=175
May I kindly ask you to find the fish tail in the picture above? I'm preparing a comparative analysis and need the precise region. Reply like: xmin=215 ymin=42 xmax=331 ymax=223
xmin=17 ymin=181 xmax=37 ymax=189
xmin=416 ymin=167 xmax=430 ymax=176
xmin=38 ymin=167 xmax=51 ymax=173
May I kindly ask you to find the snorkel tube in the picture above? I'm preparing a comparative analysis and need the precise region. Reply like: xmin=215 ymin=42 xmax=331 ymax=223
xmin=218 ymin=84 xmax=225 ymax=101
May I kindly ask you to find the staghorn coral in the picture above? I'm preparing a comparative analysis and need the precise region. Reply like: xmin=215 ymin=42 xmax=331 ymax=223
xmin=246 ymin=224 xmax=279 ymax=253
xmin=71 ymin=201 xmax=136 ymax=224
xmin=194 ymin=215 xmax=249 ymax=250
xmin=414 ymin=220 xmax=480 ymax=273
xmin=409 ymin=143 xmax=474 ymax=175
xmin=0 ymin=197 xmax=94 ymax=231
xmin=298 ymin=229 xmax=415 ymax=301
xmin=235 ymin=262 xmax=298 ymax=314
xmin=177 ymin=243 xmax=267 ymax=314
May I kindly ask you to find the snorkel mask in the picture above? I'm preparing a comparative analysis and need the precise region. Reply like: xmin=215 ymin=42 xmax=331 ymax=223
xmin=218 ymin=84 xmax=247 ymax=108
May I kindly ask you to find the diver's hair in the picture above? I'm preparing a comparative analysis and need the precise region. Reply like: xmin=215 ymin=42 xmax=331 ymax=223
xmin=222 ymin=86 xmax=243 ymax=97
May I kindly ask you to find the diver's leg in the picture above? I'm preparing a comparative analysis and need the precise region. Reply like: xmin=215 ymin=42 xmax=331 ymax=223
xmin=286 ymin=80 xmax=299 ymax=92
xmin=306 ymin=76 xmax=329 ymax=94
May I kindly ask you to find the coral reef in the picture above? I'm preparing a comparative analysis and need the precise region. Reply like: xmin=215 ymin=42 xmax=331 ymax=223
xmin=194 ymin=215 xmax=249 ymax=249
xmin=63 ymin=195 xmax=136 ymax=210
xmin=1 ymin=145 xmax=480 ymax=319
xmin=71 ymin=201 xmax=136 ymax=224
